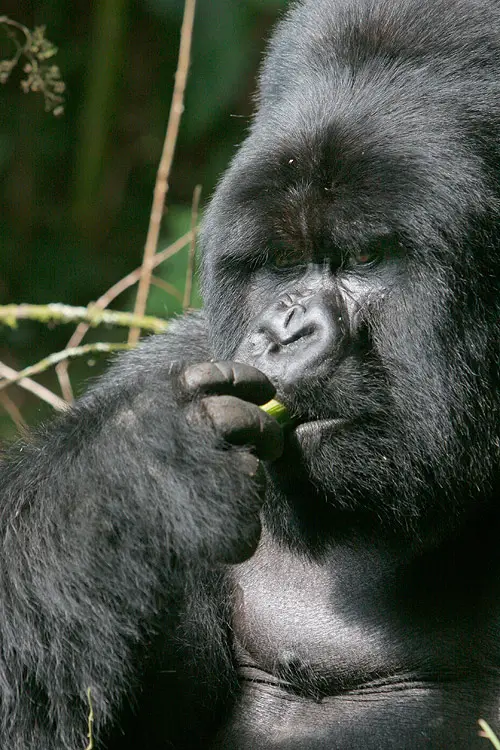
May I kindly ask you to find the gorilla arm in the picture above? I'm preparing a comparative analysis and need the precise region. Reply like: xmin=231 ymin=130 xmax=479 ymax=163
xmin=0 ymin=313 xmax=281 ymax=749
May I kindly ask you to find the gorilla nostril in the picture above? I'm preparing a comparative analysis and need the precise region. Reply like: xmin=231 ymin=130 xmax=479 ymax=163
xmin=284 ymin=303 xmax=307 ymax=327
xmin=267 ymin=341 xmax=280 ymax=354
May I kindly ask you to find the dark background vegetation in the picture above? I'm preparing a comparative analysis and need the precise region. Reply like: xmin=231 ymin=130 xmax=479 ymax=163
xmin=0 ymin=0 xmax=286 ymax=438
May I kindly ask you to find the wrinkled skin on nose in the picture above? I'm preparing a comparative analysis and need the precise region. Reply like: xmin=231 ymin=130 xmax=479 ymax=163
xmin=235 ymin=288 xmax=347 ymax=389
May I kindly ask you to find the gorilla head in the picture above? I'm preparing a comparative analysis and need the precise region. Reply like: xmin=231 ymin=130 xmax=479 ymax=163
xmin=200 ymin=0 xmax=500 ymax=542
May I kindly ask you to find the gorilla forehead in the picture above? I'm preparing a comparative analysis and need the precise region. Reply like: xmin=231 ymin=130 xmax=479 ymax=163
xmin=204 ymin=0 xmax=500 ymax=278
xmin=204 ymin=57 xmax=493 ymax=277
xmin=227 ymin=115 xmax=480 ymax=259
xmin=260 ymin=0 xmax=500 ymax=91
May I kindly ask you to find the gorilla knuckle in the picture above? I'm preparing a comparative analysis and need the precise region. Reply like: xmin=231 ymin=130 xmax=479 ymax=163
xmin=181 ymin=361 xmax=222 ymax=393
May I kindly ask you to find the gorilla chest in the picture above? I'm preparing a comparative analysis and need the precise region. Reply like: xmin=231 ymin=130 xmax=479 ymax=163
xmin=227 ymin=528 xmax=486 ymax=691
xmin=213 ymin=532 xmax=495 ymax=749
xmin=228 ymin=531 xmax=401 ymax=690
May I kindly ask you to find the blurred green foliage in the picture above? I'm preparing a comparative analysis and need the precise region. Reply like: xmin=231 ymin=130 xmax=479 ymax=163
xmin=0 ymin=0 xmax=286 ymax=436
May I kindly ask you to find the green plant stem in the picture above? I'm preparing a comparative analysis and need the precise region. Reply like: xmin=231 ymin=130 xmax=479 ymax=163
xmin=479 ymin=720 xmax=500 ymax=749
xmin=0 ymin=343 xmax=133 ymax=392
xmin=0 ymin=303 xmax=168 ymax=333
xmin=260 ymin=399 xmax=292 ymax=425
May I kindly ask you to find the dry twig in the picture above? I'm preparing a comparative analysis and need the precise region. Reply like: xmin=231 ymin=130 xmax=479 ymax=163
xmin=0 ymin=362 xmax=68 ymax=411
xmin=0 ymin=343 xmax=133 ymax=394
xmin=0 ymin=391 xmax=27 ymax=430
xmin=129 ymin=0 xmax=197 ymax=345
xmin=150 ymin=276 xmax=184 ymax=301
xmin=55 ymin=229 xmax=195 ymax=401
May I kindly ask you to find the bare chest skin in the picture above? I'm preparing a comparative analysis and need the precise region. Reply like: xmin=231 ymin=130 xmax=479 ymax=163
xmin=231 ymin=530 xmax=404 ymax=686
xmin=211 ymin=527 xmax=500 ymax=749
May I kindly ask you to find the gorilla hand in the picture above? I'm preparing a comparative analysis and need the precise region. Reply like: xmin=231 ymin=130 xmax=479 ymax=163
xmin=177 ymin=361 xmax=284 ymax=562
xmin=182 ymin=361 xmax=283 ymax=459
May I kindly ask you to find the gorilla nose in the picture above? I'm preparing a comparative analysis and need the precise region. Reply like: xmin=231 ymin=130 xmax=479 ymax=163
xmin=240 ymin=293 xmax=344 ymax=386
xmin=264 ymin=300 xmax=320 ymax=348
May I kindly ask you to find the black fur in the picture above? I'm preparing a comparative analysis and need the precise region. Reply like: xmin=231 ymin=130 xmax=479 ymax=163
xmin=0 ymin=1 xmax=499 ymax=747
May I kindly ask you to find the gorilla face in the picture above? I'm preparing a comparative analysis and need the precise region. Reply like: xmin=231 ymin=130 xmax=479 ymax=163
xmin=201 ymin=0 xmax=499 ymax=537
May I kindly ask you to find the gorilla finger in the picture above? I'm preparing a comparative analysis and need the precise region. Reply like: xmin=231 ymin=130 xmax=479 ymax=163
xmin=181 ymin=361 xmax=276 ymax=404
xmin=237 ymin=451 xmax=261 ymax=478
xmin=198 ymin=395 xmax=284 ymax=461
xmin=236 ymin=452 xmax=267 ymax=498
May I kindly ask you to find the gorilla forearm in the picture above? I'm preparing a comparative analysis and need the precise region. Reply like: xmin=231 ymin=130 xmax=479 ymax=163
xmin=0 ymin=435 xmax=153 ymax=746
xmin=0 ymin=315 xmax=264 ymax=746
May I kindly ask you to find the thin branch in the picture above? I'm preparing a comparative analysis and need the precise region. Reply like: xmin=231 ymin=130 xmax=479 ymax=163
xmin=183 ymin=184 xmax=202 ymax=310
xmin=85 ymin=688 xmax=94 ymax=750
xmin=0 ymin=362 xmax=68 ymax=411
xmin=129 ymin=0 xmax=197 ymax=345
xmin=479 ymin=720 xmax=500 ymax=749
xmin=0 ymin=16 xmax=30 ymax=36
xmin=0 ymin=391 xmax=27 ymax=430
xmin=63 ymin=231 xmax=193 ymax=346
xmin=150 ymin=276 xmax=184 ymax=301
xmin=0 ymin=344 xmax=132 ymax=393
xmin=0 ymin=304 xmax=168 ymax=333
xmin=55 ymin=229 xmax=195 ymax=402
xmin=55 ymin=359 xmax=74 ymax=404
xmin=0 ymin=16 xmax=29 ymax=67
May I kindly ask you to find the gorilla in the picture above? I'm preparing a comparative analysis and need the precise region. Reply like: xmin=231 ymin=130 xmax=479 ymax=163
xmin=1 ymin=0 xmax=499 ymax=747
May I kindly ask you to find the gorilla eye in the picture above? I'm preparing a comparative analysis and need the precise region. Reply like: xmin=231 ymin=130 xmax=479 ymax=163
xmin=272 ymin=242 xmax=307 ymax=269
xmin=352 ymin=248 xmax=379 ymax=266
xmin=350 ymin=235 xmax=398 ymax=268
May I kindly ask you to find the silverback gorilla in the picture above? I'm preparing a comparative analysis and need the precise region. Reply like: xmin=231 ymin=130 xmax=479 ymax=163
xmin=1 ymin=0 xmax=500 ymax=747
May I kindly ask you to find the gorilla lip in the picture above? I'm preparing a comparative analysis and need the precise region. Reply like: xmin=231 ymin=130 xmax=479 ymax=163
xmin=294 ymin=417 xmax=351 ymax=437
xmin=260 ymin=399 xmax=350 ymax=434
